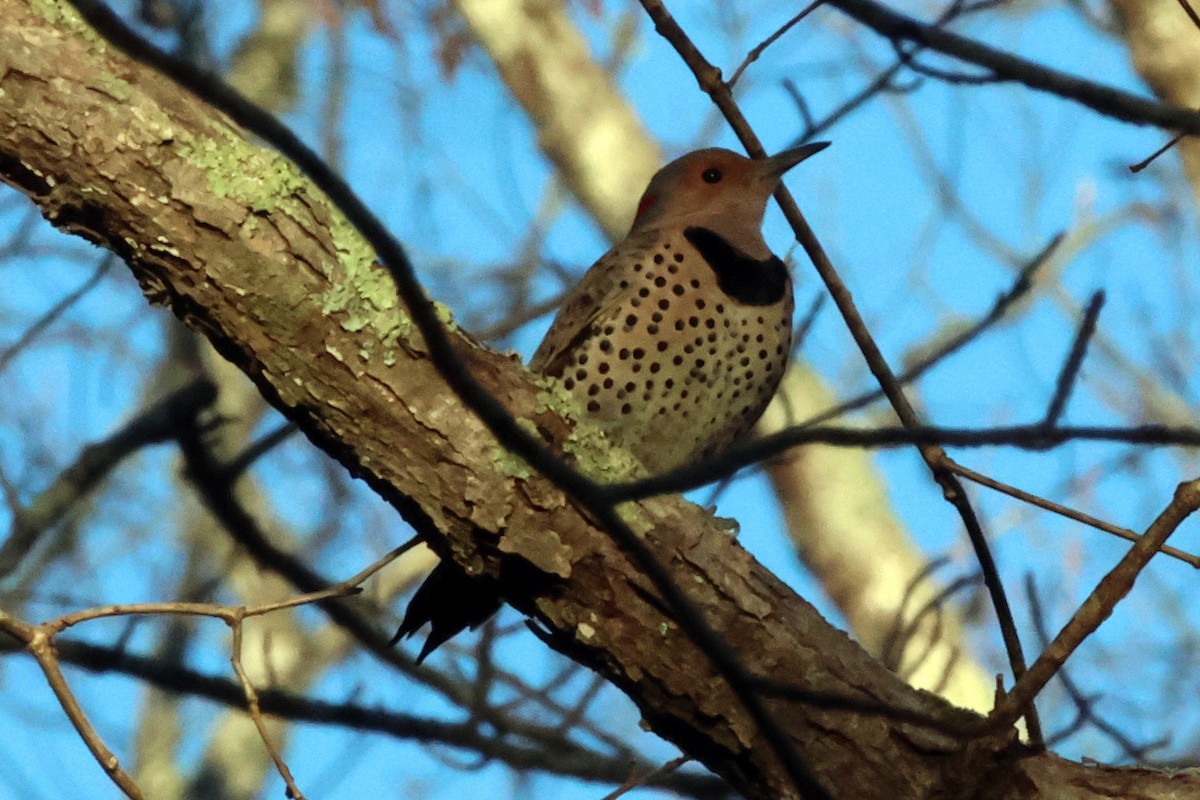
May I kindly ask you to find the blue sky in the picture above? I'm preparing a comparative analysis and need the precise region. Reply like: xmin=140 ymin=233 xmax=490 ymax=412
xmin=2 ymin=1 xmax=1200 ymax=797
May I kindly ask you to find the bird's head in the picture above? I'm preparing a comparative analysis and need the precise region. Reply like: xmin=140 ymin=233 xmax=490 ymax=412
xmin=630 ymin=142 xmax=829 ymax=257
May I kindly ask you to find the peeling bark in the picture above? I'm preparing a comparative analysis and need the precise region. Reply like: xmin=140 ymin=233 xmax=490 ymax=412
xmin=1 ymin=2 xmax=1196 ymax=797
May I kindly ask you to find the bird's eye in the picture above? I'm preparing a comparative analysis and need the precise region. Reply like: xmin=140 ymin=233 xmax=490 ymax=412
xmin=701 ymin=167 xmax=722 ymax=184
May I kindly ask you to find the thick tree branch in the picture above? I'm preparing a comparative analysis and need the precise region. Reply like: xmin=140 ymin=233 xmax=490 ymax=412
xmin=0 ymin=3 xmax=957 ymax=796
xmin=2 ymin=2 xmax=1196 ymax=797
xmin=50 ymin=2 xmax=829 ymax=792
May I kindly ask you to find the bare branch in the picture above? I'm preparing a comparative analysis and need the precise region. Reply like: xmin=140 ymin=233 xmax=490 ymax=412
xmin=0 ymin=610 xmax=145 ymax=799
xmin=947 ymin=461 xmax=1200 ymax=568
xmin=1042 ymin=291 xmax=1105 ymax=426
xmin=728 ymin=2 xmax=824 ymax=88
xmin=990 ymin=479 xmax=1200 ymax=729
xmin=1025 ymin=576 xmax=1168 ymax=759
xmin=825 ymin=0 xmax=1200 ymax=134
xmin=0 ymin=635 xmax=732 ymax=797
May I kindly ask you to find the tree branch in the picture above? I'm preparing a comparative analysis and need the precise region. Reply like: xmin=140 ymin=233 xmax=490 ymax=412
xmin=3 ymin=1 xmax=1197 ymax=797
xmin=826 ymin=0 xmax=1200 ymax=134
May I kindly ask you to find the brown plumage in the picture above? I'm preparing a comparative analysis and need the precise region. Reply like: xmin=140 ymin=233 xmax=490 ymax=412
xmin=395 ymin=142 xmax=829 ymax=662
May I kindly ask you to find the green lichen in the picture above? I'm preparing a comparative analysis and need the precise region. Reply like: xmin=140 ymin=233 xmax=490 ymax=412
xmin=328 ymin=273 xmax=413 ymax=364
xmin=491 ymin=419 xmax=541 ymax=480
xmin=562 ymin=420 xmax=644 ymax=483
xmin=381 ymin=346 xmax=399 ymax=367
xmin=127 ymin=98 xmax=176 ymax=139
xmin=178 ymin=127 xmax=307 ymax=213
xmin=351 ymin=317 xmax=406 ymax=367
xmin=31 ymin=0 xmax=106 ymax=47
xmin=612 ymin=495 xmax=656 ymax=538
xmin=318 ymin=200 xmax=416 ymax=351
xmin=96 ymin=71 xmax=132 ymax=102
xmin=432 ymin=301 xmax=462 ymax=335
xmin=534 ymin=377 xmax=580 ymax=421
xmin=327 ymin=203 xmax=376 ymax=275
xmin=151 ymin=74 xmax=421 ymax=361
xmin=321 ymin=272 xmax=394 ymax=333
xmin=534 ymin=376 xmax=644 ymax=482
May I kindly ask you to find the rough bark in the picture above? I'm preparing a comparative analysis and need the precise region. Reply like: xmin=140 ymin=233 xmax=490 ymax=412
xmin=131 ymin=4 xmax=425 ymax=796
xmin=1 ymin=1 xmax=1195 ymax=797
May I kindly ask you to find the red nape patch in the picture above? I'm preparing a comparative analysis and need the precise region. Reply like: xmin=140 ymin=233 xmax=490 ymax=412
xmin=635 ymin=192 xmax=658 ymax=221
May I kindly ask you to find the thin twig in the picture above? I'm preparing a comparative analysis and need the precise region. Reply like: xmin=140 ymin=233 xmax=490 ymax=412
xmin=1175 ymin=0 xmax=1200 ymax=30
xmin=18 ymin=545 xmax=410 ymax=800
xmin=947 ymin=461 xmax=1200 ymax=568
xmin=0 ymin=610 xmax=145 ymax=799
xmin=1129 ymin=131 xmax=1185 ymax=173
xmin=989 ymin=479 xmax=1200 ymax=730
xmin=0 ymin=378 xmax=218 ymax=580
xmin=0 ymin=254 xmax=112 ymax=376
xmin=889 ymin=38 xmax=999 ymax=85
xmin=6 ymin=636 xmax=729 ymax=796
xmin=1042 ymin=290 xmax=1104 ymax=426
xmin=44 ymin=547 xmax=405 ymax=634
xmin=599 ymin=421 xmax=1200 ymax=504
xmin=884 ymin=574 xmax=979 ymax=676
xmin=728 ymin=1 xmax=824 ymax=88
xmin=229 ymin=621 xmax=306 ymax=799
xmin=787 ymin=232 xmax=1059 ymax=422
xmin=1024 ymin=576 xmax=1167 ymax=759
xmin=599 ymin=756 xmax=691 ymax=800
xmin=223 ymin=420 xmax=299 ymax=480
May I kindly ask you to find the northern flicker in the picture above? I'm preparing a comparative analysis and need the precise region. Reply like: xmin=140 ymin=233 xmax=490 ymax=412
xmin=396 ymin=142 xmax=830 ymax=661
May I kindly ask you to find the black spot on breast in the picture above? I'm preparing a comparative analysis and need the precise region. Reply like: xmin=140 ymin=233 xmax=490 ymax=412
xmin=684 ymin=227 xmax=788 ymax=306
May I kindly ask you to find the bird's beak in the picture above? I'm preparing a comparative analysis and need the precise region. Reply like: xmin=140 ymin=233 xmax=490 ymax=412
xmin=762 ymin=141 xmax=831 ymax=178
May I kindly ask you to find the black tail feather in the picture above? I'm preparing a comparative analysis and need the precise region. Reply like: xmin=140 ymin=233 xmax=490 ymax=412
xmin=392 ymin=562 xmax=504 ymax=663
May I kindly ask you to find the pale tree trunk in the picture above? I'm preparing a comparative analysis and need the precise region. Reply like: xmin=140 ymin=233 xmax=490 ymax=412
xmin=1083 ymin=3 xmax=1200 ymax=457
xmin=1111 ymin=0 xmax=1200 ymax=208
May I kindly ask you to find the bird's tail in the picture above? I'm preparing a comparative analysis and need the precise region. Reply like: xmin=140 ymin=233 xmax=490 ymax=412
xmin=391 ymin=562 xmax=504 ymax=663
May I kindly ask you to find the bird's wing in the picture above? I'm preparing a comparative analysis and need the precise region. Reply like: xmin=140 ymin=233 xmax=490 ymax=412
xmin=529 ymin=233 xmax=653 ymax=375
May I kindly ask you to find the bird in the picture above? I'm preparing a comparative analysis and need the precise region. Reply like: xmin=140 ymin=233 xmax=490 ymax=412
xmin=394 ymin=142 xmax=830 ymax=662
